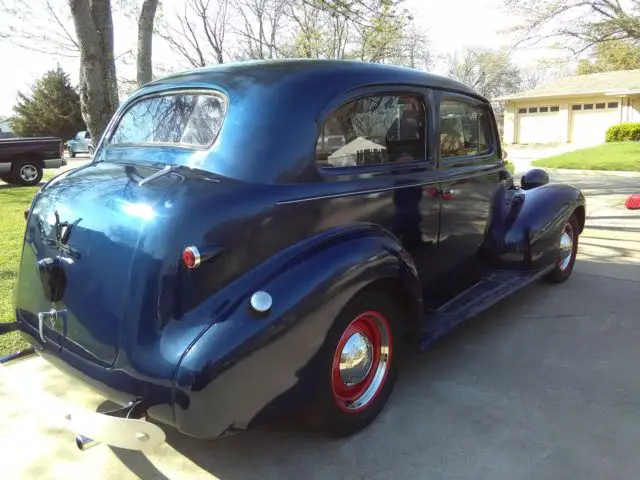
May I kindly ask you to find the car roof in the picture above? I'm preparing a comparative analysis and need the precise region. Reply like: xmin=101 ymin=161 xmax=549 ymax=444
xmin=145 ymin=59 xmax=481 ymax=99
xmin=124 ymin=60 xmax=487 ymax=184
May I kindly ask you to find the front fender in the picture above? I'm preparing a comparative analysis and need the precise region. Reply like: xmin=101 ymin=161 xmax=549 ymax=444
xmin=483 ymin=183 xmax=586 ymax=269
xmin=173 ymin=226 xmax=420 ymax=439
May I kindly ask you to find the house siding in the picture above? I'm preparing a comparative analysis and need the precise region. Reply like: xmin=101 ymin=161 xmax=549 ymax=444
xmin=503 ymin=94 xmax=633 ymax=145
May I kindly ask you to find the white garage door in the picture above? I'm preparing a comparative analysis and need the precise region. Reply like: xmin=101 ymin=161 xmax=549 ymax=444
xmin=570 ymin=101 xmax=620 ymax=145
xmin=517 ymin=106 xmax=563 ymax=144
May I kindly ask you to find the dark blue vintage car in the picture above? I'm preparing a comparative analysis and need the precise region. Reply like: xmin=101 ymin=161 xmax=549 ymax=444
xmin=1 ymin=59 xmax=585 ymax=451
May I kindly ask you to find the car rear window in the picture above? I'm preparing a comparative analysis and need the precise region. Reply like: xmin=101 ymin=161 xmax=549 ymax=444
xmin=108 ymin=91 xmax=227 ymax=148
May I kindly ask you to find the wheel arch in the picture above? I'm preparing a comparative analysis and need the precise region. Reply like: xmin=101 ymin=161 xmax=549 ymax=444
xmin=12 ymin=154 xmax=44 ymax=167
xmin=356 ymin=276 xmax=423 ymax=336
xmin=573 ymin=204 xmax=586 ymax=234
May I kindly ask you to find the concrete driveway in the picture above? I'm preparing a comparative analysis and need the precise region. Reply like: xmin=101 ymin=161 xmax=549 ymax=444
xmin=505 ymin=144 xmax=586 ymax=174
xmin=1 ymin=172 xmax=639 ymax=479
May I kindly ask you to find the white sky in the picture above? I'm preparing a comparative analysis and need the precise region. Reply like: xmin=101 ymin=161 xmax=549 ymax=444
xmin=0 ymin=0 xmax=563 ymax=116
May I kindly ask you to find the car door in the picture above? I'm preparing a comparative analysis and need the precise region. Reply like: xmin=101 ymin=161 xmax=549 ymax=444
xmin=312 ymin=87 xmax=442 ymax=297
xmin=433 ymin=92 xmax=504 ymax=304
xmin=80 ymin=131 xmax=91 ymax=152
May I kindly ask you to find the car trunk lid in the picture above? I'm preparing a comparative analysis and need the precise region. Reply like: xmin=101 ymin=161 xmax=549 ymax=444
xmin=15 ymin=161 xmax=187 ymax=366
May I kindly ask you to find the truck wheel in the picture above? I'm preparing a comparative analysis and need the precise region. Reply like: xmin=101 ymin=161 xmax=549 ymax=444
xmin=69 ymin=148 xmax=76 ymax=158
xmin=544 ymin=213 xmax=579 ymax=283
xmin=88 ymin=146 xmax=94 ymax=156
xmin=312 ymin=289 xmax=401 ymax=436
xmin=12 ymin=161 xmax=43 ymax=186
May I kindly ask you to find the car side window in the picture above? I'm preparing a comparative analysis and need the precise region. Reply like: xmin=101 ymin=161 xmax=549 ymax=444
xmin=439 ymin=99 xmax=492 ymax=159
xmin=316 ymin=94 xmax=427 ymax=168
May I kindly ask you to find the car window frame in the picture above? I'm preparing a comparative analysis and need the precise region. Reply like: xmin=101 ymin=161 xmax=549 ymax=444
xmin=435 ymin=91 xmax=499 ymax=170
xmin=105 ymin=88 xmax=229 ymax=151
xmin=314 ymin=85 xmax=435 ymax=180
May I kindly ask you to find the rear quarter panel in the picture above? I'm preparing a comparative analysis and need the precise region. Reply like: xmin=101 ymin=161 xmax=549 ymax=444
xmin=173 ymin=227 xmax=420 ymax=438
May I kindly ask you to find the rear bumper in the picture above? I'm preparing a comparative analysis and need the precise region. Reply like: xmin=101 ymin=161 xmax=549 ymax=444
xmin=43 ymin=158 xmax=64 ymax=169
xmin=0 ymin=322 xmax=166 ymax=452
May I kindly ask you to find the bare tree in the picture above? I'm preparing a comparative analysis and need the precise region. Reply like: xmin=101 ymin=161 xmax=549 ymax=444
xmin=137 ymin=0 xmax=160 ymax=86
xmin=503 ymin=0 xmax=640 ymax=55
xmin=68 ymin=0 xmax=119 ymax=143
xmin=0 ymin=0 xmax=79 ymax=57
xmin=446 ymin=46 xmax=522 ymax=100
xmin=392 ymin=23 xmax=432 ymax=69
xmin=233 ymin=0 xmax=288 ymax=60
xmin=157 ymin=0 xmax=230 ymax=67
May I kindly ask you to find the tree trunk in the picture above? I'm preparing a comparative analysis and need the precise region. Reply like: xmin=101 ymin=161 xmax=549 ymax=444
xmin=137 ymin=0 xmax=159 ymax=87
xmin=68 ymin=0 xmax=119 ymax=144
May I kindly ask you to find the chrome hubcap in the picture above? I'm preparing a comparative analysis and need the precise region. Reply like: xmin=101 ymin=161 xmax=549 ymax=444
xmin=20 ymin=165 xmax=37 ymax=182
xmin=331 ymin=311 xmax=392 ymax=412
xmin=339 ymin=332 xmax=373 ymax=386
xmin=558 ymin=223 xmax=574 ymax=271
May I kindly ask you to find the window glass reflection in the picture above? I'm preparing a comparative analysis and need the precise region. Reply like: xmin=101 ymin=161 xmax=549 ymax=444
xmin=316 ymin=94 xmax=427 ymax=168
xmin=109 ymin=92 xmax=226 ymax=148
xmin=439 ymin=99 xmax=492 ymax=158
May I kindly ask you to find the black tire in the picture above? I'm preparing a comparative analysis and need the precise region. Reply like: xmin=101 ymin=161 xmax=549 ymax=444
xmin=12 ymin=160 xmax=43 ymax=186
xmin=69 ymin=149 xmax=76 ymax=158
xmin=544 ymin=213 xmax=580 ymax=283
xmin=310 ymin=289 xmax=401 ymax=437
xmin=0 ymin=173 xmax=15 ymax=184
xmin=88 ymin=146 xmax=94 ymax=156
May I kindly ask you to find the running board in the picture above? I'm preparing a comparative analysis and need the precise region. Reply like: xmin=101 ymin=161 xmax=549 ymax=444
xmin=420 ymin=266 xmax=554 ymax=351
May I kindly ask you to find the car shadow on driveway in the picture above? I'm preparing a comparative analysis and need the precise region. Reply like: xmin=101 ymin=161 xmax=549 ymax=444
xmin=104 ymin=259 xmax=640 ymax=480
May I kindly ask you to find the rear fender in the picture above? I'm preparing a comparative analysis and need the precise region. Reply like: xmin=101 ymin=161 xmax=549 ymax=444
xmin=483 ymin=183 xmax=586 ymax=269
xmin=172 ymin=225 xmax=421 ymax=439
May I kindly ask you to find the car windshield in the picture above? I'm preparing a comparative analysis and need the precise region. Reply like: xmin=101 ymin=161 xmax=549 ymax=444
xmin=108 ymin=91 xmax=227 ymax=148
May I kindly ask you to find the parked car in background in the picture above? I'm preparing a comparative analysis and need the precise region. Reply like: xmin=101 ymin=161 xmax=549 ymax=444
xmin=2 ymin=60 xmax=586 ymax=452
xmin=66 ymin=130 xmax=93 ymax=157
xmin=0 ymin=136 xmax=65 ymax=185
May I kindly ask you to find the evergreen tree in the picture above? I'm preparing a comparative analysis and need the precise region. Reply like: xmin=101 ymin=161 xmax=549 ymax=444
xmin=11 ymin=66 xmax=85 ymax=140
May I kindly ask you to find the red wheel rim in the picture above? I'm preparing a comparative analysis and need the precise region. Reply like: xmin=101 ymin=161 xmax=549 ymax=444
xmin=331 ymin=311 xmax=392 ymax=413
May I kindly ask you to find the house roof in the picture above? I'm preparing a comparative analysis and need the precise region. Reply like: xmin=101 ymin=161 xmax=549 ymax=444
xmin=496 ymin=69 xmax=640 ymax=101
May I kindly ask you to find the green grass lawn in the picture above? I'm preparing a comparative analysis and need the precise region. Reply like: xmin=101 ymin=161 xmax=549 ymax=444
xmin=0 ymin=185 xmax=40 ymax=356
xmin=532 ymin=142 xmax=640 ymax=171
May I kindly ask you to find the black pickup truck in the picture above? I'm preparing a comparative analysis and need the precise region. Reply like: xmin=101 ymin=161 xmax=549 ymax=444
xmin=0 ymin=136 xmax=66 ymax=186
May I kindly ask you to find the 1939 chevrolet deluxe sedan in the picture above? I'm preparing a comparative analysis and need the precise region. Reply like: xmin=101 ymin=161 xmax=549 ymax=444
xmin=1 ymin=59 xmax=586 ymax=451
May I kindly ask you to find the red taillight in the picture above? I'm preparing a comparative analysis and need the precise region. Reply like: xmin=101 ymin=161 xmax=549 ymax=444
xmin=182 ymin=246 xmax=201 ymax=269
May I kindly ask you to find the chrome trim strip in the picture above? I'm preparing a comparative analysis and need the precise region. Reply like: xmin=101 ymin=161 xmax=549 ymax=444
xmin=138 ymin=165 xmax=178 ymax=186
xmin=276 ymin=181 xmax=436 ymax=205
xmin=276 ymin=166 xmax=501 ymax=205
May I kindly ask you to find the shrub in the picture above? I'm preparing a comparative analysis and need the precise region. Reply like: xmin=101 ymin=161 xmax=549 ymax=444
xmin=504 ymin=159 xmax=515 ymax=174
xmin=606 ymin=123 xmax=640 ymax=143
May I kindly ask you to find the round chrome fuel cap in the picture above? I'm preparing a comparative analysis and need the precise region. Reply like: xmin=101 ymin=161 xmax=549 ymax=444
xmin=250 ymin=291 xmax=272 ymax=313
